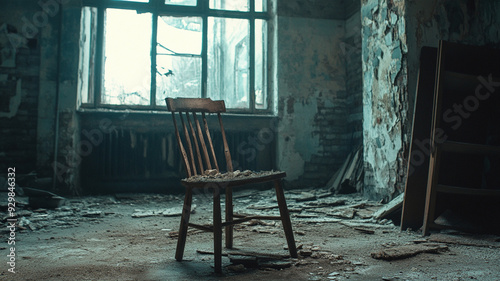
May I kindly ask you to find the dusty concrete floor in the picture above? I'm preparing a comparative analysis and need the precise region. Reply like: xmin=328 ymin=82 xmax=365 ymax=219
xmin=1 ymin=188 xmax=500 ymax=281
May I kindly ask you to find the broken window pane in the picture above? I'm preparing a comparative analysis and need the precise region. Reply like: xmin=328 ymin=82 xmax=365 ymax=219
xmin=255 ymin=19 xmax=267 ymax=110
xmin=102 ymin=9 xmax=152 ymax=105
xmin=210 ymin=0 xmax=249 ymax=12
xmin=156 ymin=16 xmax=202 ymax=105
xmin=165 ymin=0 xmax=197 ymax=6
xmin=208 ymin=17 xmax=250 ymax=109
xmin=255 ymin=0 xmax=266 ymax=12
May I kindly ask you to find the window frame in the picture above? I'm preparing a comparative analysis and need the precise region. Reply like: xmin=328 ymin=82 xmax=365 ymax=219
xmin=79 ymin=0 xmax=272 ymax=114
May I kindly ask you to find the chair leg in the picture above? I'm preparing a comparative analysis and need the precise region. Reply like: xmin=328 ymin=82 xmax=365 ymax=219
xmin=175 ymin=187 xmax=193 ymax=261
xmin=213 ymin=186 xmax=223 ymax=273
xmin=274 ymin=180 xmax=298 ymax=258
xmin=225 ymin=186 xmax=233 ymax=249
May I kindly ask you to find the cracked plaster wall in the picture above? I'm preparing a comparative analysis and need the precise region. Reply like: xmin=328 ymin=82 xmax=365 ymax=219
xmin=362 ymin=0 xmax=500 ymax=201
xmin=361 ymin=0 xmax=409 ymax=201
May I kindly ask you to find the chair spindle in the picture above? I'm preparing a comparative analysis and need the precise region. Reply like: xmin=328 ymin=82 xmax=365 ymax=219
xmin=203 ymin=112 xmax=219 ymax=171
xmin=179 ymin=113 xmax=197 ymax=175
xmin=171 ymin=113 xmax=192 ymax=177
xmin=186 ymin=112 xmax=204 ymax=174
xmin=218 ymin=113 xmax=233 ymax=172
xmin=193 ymin=112 xmax=212 ymax=170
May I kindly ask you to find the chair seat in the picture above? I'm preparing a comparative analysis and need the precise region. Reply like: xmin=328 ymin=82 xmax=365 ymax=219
xmin=181 ymin=170 xmax=286 ymax=188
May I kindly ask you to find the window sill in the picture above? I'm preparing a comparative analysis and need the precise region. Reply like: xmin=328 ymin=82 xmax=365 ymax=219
xmin=77 ymin=108 xmax=278 ymax=132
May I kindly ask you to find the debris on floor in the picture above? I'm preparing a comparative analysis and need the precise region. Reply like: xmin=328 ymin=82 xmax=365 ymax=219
xmin=371 ymin=242 xmax=449 ymax=260
xmin=2 ymin=186 xmax=500 ymax=280
xmin=372 ymin=192 xmax=404 ymax=221
xmin=131 ymin=205 xmax=196 ymax=218
xmin=24 ymin=187 xmax=66 ymax=209
xmin=325 ymin=145 xmax=363 ymax=195
xmin=1 ymin=186 xmax=396 ymax=238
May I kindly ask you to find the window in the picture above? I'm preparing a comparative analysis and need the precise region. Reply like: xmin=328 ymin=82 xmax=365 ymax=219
xmin=79 ymin=0 xmax=270 ymax=113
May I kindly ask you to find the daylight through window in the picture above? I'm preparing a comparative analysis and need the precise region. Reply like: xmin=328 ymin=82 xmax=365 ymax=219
xmin=78 ymin=0 xmax=270 ymax=112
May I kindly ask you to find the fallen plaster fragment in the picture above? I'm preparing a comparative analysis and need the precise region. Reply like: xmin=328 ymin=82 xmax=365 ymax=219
xmin=354 ymin=227 xmax=375 ymax=234
xmin=297 ymin=217 xmax=342 ymax=223
xmin=295 ymin=213 xmax=319 ymax=218
xmin=295 ymin=230 xmax=306 ymax=236
xmin=340 ymin=220 xmax=395 ymax=229
xmin=302 ymin=198 xmax=346 ymax=209
xmin=247 ymin=203 xmax=278 ymax=210
xmin=371 ymin=243 xmax=448 ymax=260
xmin=169 ymin=228 xmax=203 ymax=238
xmin=299 ymin=249 xmax=313 ymax=257
xmin=227 ymin=264 xmax=246 ymax=272
xmin=328 ymin=272 xmax=341 ymax=277
xmin=244 ymin=219 xmax=276 ymax=227
xmin=81 ymin=210 xmax=103 ymax=217
xmin=295 ymin=191 xmax=316 ymax=202
xmin=131 ymin=205 xmax=196 ymax=218
xmin=258 ymin=260 xmax=293 ymax=269
xmin=329 ymin=208 xmax=356 ymax=219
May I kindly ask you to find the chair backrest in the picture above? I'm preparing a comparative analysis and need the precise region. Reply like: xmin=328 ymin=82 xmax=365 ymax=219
xmin=166 ymin=98 xmax=233 ymax=178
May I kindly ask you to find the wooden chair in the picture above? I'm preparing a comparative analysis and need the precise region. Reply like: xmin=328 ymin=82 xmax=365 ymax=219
xmin=166 ymin=97 xmax=297 ymax=273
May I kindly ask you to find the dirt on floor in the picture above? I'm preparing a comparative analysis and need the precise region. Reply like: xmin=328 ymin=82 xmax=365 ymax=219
xmin=1 ymin=188 xmax=500 ymax=281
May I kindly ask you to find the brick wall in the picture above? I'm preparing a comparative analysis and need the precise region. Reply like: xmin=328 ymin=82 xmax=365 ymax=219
xmin=299 ymin=96 xmax=350 ymax=185
xmin=0 ymin=44 xmax=40 ymax=176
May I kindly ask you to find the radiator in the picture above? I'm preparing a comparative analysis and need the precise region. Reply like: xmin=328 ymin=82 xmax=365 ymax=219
xmin=81 ymin=128 xmax=275 ymax=193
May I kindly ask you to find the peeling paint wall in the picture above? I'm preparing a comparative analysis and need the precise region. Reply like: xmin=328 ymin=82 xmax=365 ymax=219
xmin=361 ymin=0 xmax=409 ymax=200
xmin=277 ymin=15 xmax=350 ymax=186
xmin=361 ymin=0 xmax=500 ymax=201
